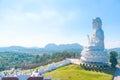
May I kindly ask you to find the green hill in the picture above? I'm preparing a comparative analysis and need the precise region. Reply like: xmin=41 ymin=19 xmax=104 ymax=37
xmin=45 ymin=64 xmax=114 ymax=80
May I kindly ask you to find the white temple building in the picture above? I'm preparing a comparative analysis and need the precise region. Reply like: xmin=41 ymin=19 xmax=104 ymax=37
xmin=80 ymin=17 xmax=108 ymax=65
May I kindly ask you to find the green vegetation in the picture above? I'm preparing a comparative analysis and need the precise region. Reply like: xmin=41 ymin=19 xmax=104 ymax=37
xmin=0 ymin=52 xmax=35 ymax=71
xmin=0 ymin=51 xmax=79 ymax=71
xmin=45 ymin=64 xmax=114 ymax=80
xmin=110 ymin=51 xmax=118 ymax=68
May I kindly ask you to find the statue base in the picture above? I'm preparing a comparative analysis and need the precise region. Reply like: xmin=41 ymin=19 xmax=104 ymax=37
xmin=80 ymin=48 xmax=108 ymax=64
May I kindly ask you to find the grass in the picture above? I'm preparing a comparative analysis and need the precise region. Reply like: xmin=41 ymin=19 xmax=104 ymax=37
xmin=45 ymin=64 xmax=114 ymax=80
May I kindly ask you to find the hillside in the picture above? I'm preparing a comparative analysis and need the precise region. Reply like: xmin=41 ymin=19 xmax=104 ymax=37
xmin=108 ymin=48 xmax=120 ymax=53
xmin=45 ymin=64 xmax=114 ymax=80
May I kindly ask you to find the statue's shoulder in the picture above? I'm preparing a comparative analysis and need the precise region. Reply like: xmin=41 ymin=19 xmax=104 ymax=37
xmin=95 ymin=28 xmax=104 ymax=37
xmin=97 ymin=28 xmax=104 ymax=33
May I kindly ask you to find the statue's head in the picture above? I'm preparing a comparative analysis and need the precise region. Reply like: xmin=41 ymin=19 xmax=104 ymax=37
xmin=92 ymin=17 xmax=102 ymax=30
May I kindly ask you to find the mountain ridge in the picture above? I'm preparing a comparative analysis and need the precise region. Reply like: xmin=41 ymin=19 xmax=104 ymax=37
xmin=0 ymin=43 xmax=120 ymax=54
xmin=0 ymin=43 xmax=83 ymax=54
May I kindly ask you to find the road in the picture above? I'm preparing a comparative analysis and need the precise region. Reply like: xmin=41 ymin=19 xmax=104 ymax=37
xmin=114 ymin=66 xmax=120 ymax=80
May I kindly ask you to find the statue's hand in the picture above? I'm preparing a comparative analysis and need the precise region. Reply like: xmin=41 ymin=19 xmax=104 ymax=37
xmin=87 ymin=35 xmax=91 ymax=44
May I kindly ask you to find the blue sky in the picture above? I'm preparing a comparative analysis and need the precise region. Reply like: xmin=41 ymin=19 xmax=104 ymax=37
xmin=0 ymin=0 xmax=120 ymax=48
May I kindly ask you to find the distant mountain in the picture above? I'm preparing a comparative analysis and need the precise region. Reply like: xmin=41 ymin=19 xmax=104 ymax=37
xmin=44 ymin=43 xmax=83 ymax=53
xmin=0 ymin=46 xmax=43 ymax=54
xmin=0 ymin=43 xmax=83 ymax=54
xmin=108 ymin=48 xmax=120 ymax=53
xmin=108 ymin=48 xmax=120 ymax=59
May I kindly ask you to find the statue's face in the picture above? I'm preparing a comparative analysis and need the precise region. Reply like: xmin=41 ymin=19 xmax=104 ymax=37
xmin=92 ymin=17 xmax=102 ymax=30
xmin=93 ymin=19 xmax=99 ymax=30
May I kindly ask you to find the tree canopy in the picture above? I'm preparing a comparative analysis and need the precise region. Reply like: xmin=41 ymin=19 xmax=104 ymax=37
xmin=110 ymin=51 xmax=118 ymax=68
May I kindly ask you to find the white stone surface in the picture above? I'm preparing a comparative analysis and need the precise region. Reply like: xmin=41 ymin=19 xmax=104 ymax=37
xmin=81 ymin=17 xmax=108 ymax=63
xmin=66 ymin=58 xmax=81 ymax=65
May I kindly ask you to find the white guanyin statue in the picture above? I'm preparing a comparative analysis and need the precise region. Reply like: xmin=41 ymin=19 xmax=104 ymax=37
xmin=81 ymin=17 xmax=108 ymax=64
xmin=87 ymin=17 xmax=104 ymax=50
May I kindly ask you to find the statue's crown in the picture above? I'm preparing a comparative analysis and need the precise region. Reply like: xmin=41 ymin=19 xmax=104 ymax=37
xmin=93 ymin=17 xmax=102 ymax=26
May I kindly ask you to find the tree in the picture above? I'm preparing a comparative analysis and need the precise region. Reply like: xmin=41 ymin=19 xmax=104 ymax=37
xmin=35 ymin=55 xmax=40 ymax=63
xmin=110 ymin=51 xmax=118 ymax=68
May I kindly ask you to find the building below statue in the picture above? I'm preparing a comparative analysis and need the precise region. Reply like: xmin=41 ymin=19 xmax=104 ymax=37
xmin=80 ymin=17 xmax=108 ymax=65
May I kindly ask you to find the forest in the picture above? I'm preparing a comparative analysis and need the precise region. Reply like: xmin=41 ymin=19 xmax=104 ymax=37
xmin=0 ymin=51 xmax=80 ymax=71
